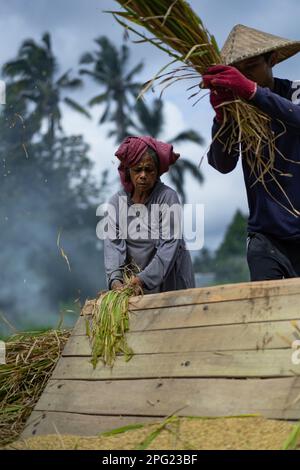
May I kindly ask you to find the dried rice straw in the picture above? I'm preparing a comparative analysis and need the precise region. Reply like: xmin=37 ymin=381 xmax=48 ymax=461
xmin=0 ymin=329 xmax=70 ymax=446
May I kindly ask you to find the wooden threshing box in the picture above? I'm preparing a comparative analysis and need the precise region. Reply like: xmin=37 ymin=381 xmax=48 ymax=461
xmin=23 ymin=278 xmax=300 ymax=437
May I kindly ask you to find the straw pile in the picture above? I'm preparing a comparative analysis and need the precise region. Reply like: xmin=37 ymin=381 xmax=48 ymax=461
xmin=7 ymin=416 xmax=300 ymax=450
xmin=0 ymin=329 xmax=70 ymax=446
xmin=111 ymin=0 xmax=299 ymax=217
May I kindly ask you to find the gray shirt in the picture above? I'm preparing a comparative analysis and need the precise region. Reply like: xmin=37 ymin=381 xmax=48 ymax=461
xmin=104 ymin=179 xmax=195 ymax=294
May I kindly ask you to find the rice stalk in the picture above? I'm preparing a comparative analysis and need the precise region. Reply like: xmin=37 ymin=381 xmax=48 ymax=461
xmin=282 ymin=422 xmax=300 ymax=450
xmin=87 ymin=263 xmax=143 ymax=369
xmin=110 ymin=0 xmax=300 ymax=217
xmin=99 ymin=423 xmax=145 ymax=437
xmin=0 ymin=329 xmax=70 ymax=446
xmin=135 ymin=415 xmax=179 ymax=450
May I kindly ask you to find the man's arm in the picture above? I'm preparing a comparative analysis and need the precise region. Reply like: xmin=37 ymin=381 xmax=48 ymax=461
xmin=207 ymin=118 xmax=240 ymax=174
xmin=252 ymin=86 xmax=300 ymax=135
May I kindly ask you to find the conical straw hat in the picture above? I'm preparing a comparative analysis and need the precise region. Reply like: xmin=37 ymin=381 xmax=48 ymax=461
xmin=221 ymin=24 xmax=300 ymax=66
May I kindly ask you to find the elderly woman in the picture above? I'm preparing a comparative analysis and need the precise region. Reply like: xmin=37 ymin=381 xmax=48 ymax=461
xmin=104 ymin=135 xmax=195 ymax=294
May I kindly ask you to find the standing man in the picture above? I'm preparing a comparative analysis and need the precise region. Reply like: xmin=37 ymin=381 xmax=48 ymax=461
xmin=203 ymin=24 xmax=300 ymax=281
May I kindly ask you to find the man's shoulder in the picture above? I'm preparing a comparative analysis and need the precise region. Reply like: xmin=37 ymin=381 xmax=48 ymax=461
xmin=274 ymin=77 xmax=292 ymax=85
xmin=274 ymin=77 xmax=294 ymax=98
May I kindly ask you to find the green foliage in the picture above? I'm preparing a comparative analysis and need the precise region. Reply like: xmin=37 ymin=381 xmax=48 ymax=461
xmin=214 ymin=209 xmax=249 ymax=284
xmin=193 ymin=247 xmax=215 ymax=273
xmin=194 ymin=210 xmax=250 ymax=285
xmin=216 ymin=210 xmax=248 ymax=260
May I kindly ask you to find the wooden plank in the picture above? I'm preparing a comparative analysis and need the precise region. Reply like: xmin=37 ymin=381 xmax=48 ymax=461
xmin=63 ymin=321 xmax=297 ymax=356
xmin=52 ymin=350 xmax=300 ymax=380
xmin=80 ymin=278 xmax=300 ymax=313
xmin=33 ymin=377 xmax=300 ymax=420
xmin=21 ymin=411 xmax=156 ymax=439
xmin=130 ymin=278 xmax=300 ymax=309
xmin=77 ymin=295 xmax=300 ymax=333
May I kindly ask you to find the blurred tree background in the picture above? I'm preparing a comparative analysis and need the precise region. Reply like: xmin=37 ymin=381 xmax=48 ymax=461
xmin=0 ymin=33 xmax=108 ymax=335
xmin=0 ymin=32 xmax=248 ymax=336
xmin=193 ymin=210 xmax=249 ymax=285
xmin=0 ymin=33 xmax=205 ymax=336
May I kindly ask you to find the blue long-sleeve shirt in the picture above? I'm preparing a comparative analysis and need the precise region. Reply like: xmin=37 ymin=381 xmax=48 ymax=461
xmin=207 ymin=77 xmax=300 ymax=240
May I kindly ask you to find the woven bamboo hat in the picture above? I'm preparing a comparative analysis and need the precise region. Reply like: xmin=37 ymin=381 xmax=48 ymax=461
xmin=221 ymin=24 xmax=300 ymax=66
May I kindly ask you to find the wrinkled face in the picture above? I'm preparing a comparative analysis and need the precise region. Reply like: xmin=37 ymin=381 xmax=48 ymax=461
xmin=235 ymin=54 xmax=274 ymax=88
xmin=129 ymin=152 xmax=158 ymax=192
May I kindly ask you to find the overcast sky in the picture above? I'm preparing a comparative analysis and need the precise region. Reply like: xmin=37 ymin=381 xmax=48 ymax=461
xmin=1 ymin=0 xmax=300 ymax=250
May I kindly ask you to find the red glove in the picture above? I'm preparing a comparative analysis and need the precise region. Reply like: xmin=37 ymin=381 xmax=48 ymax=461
xmin=209 ymin=88 xmax=235 ymax=123
xmin=203 ymin=65 xmax=257 ymax=101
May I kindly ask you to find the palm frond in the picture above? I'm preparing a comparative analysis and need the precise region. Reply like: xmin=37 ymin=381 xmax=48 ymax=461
xmin=99 ymin=103 xmax=111 ymax=124
xmin=60 ymin=78 xmax=83 ymax=89
xmin=88 ymin=92 xmax=110 ymax=107
xmin=79 ymin=52 xmax=95 ymax=64
xmin=42 ymin=32 xmax=52 ymax=52
xmin=125 ymin=62 xmax=144 ymax=82
xmin=170 ymin=129 xmax=204 ymax=145
xmin=63 ymin=97 xmax=91 ymax=118
xmin=175 ymin=158 xmax=204 ymax=184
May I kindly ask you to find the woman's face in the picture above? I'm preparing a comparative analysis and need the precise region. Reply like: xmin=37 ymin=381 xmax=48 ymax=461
xmin=129 ymin=152 xmax=158 ymax=192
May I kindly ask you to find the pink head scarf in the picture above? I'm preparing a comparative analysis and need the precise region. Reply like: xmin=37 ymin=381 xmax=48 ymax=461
xmin=115 ymin=136 xmax=180 ymax=193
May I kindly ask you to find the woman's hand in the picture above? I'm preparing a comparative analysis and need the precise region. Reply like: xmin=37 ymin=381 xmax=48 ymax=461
xmin=111 ymin=280 xmax=124 ymax=291
xmin=129 ymin=276 xmax=144 ymax=295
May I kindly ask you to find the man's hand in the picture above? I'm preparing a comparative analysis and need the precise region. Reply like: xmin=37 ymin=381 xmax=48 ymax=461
xmin=209 ymin=88 xmax=236 ymax=123
xmin=203 ymin=65 xmax=257 ymax=101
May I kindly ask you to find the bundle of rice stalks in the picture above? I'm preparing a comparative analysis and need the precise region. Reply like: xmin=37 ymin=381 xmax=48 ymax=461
xmin=111 ymin=0 xmax=299 ymax=217
xmin=0 ymin=329 xmax=70 ymax=446
xmin=86 ymin=265 xmax=143 ymax=369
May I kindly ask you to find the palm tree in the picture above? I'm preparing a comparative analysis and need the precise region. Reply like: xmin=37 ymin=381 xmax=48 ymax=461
xmin=133 ymin=98 xmax=205 ymax=203
xmin=2 ymin=32 xmax=90 ymax=147
xmin=79 ymin=37 xmax=143 ymax=143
